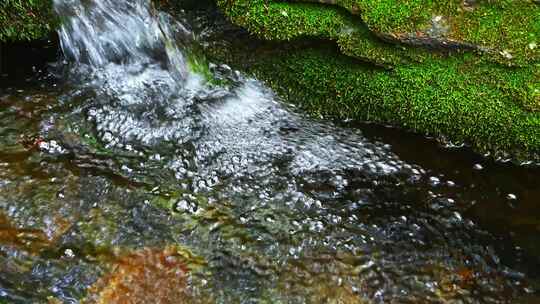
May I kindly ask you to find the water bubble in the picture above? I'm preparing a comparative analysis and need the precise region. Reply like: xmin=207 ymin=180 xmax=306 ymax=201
xmin=429 ymin=176 xmax=440 ymax=186
xmin=473 ymin=163 xmax=484 ymax=170
xmin=64 ymin=249 xmax=75 ymax=259
xmin=173 ymin=199 xmax=198 ymax=214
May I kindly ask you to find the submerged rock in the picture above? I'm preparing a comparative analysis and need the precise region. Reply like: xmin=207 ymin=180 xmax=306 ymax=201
xmin=0 ymin=212 xmax=51 ymax=254
xmin=85 ymin=246 xmax=206 ymax=304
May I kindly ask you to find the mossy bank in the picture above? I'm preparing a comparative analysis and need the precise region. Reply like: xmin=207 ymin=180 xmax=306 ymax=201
xmin=0 ymin=0 xmax=57 ymax=42
xmin=214 ymin=0 xmax=539 ymax=161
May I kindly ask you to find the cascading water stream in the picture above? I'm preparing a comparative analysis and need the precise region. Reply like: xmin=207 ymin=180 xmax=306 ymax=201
xmin=55 ymin=0 xmax=190 ymax=80
xmin=0 ymin=0 xmax=537 ymax=303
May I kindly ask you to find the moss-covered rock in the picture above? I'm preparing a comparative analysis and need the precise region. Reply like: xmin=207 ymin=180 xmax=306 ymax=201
xmin=215 ymin=0 xmax=540 ymax=160
xmin=0 ymin=0 xmax=57 ymax=42
xmin=259 ymin=46 xmax=539 ymax=158
xmin=85 ymin=246 xmax=208 ymax=304
xmin=218 ymin=0 xmax=539 ymax=66
xmin=285 ymin=0 xmax=540 ymax=66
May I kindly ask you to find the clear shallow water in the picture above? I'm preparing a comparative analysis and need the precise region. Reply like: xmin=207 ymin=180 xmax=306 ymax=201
xmin=1 ymin=0 xmax=540 ymax=303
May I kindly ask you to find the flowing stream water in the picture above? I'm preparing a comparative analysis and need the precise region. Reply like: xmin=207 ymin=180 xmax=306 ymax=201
xmin=1 ymin=0 xmax=540 ymax=303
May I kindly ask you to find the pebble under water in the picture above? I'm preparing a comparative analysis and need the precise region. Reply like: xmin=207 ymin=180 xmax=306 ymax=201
xmin=1 ymin=0 xmax=540 ymax=303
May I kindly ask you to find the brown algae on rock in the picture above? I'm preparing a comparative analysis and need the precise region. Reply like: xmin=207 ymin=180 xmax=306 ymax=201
xmin=85 ymin=246 xmax=208 ymax=304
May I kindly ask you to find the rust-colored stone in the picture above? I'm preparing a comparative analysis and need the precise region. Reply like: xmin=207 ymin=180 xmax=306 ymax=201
xmin=86 ymin=247 xmax=195 ymax=304
xmin=0 ymin=212 xmax=50 ymax=253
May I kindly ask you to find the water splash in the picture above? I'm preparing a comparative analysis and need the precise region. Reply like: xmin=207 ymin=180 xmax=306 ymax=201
xmin=55 ymin=0 xmax=190 ymax=80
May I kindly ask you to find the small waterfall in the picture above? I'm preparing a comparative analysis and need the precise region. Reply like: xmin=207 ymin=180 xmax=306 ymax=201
xmin=53 ymin=0 xmax=209 ymax=147
xmin=54 ymin=0 xmax=190 ymax=80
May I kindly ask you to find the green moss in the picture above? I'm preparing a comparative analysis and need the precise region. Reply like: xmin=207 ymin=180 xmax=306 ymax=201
xmin=0 ymin=0 xmax=57 ymax=42
xmin=218 ymin=0 xmax=539 ymax=66
xmin=204 ymin=34 xmax=539 ymax=159
xmin=186 ymin=46 xmax=222 ymax=84
xmin=216 ymin=0 xmax=431 ymax=66
xmin=283 ymin=0 xmax=540 ymax=66
xmin=254 ymin=47 xmax=539 ymax=159
xmin=214 ymin=0 xmax=539 ymax=159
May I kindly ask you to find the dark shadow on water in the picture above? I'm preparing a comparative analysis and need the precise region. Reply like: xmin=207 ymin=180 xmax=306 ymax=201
xmin=0 ymin=37 xmax=59 ymax=90
xmin=352 ymin=122 xmax=540 ymax=280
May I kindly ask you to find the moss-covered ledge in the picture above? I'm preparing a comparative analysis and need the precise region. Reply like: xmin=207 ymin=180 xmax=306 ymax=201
xmin=282 ymin=0 xmax=539 ymax=66
xmin=215 ymin=0 xmax=540 ymax=161
xmin=0 ymin=0 xmax=57 ymax=42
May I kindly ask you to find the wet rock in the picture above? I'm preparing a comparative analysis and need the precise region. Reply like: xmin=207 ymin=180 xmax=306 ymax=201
xmin=0 ymin=212 xmax=51 ymax=254
xmin=426 ymin=15 xmax=450 ymax=39
xmin=86 ymin=246 xmax=205 ymax=304
xmin=462 ymin=0 xmax=477 ymax=11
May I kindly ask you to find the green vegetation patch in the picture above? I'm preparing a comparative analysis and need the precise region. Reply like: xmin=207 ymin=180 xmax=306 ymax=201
xmin=281 ymin=0 xmax=540 ymax=66
xmin=252 ymin=46 xmax=540 ymax=159
xmin=217 ymin=0 xmax=540 ymax=66
xmin=216 ymin=0 xmax=538 ymax=106
xmin=206 ymin=35 xmax=539 ymax=160
xmin=214 ymin=0 xmax=540 ymax=159
xmin=0 ymin=0 xmax=56 ymax=42
xmin=216 ymin=0 xmax=431 ymax=66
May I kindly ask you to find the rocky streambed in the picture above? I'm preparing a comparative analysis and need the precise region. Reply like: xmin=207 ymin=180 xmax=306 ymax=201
xmin=0 ymin=1 xmax=540 ymax=303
